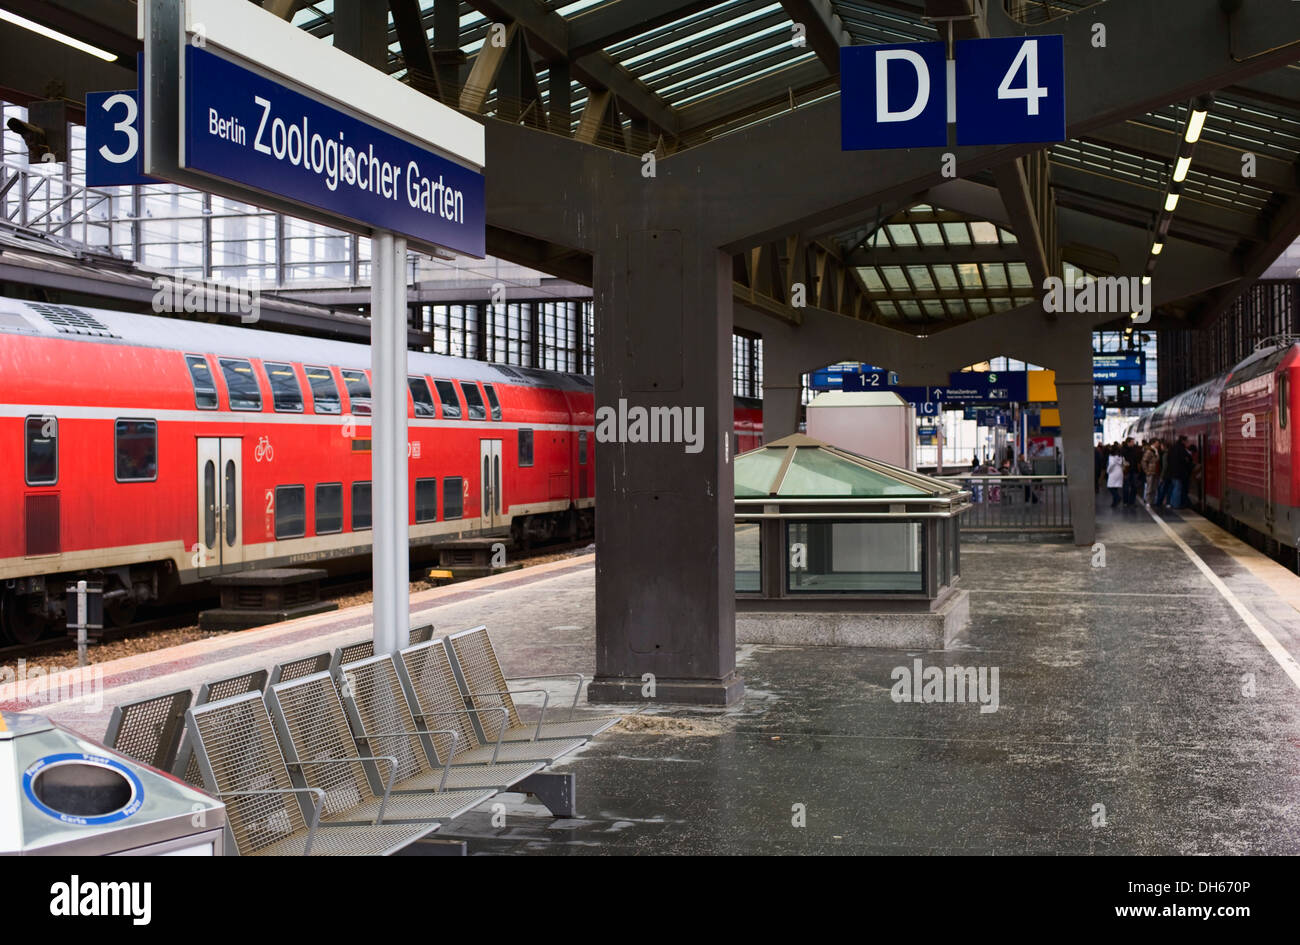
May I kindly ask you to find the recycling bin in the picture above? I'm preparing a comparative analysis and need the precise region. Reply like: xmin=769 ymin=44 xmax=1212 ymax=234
xmin=0 ymin=711 xmax=225 ymax=855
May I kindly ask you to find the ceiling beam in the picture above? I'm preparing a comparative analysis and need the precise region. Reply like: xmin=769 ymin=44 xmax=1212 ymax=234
xmin=464 ymin=0 xmax=682 ymax=137
xmin=1049 ymin=164 xmax=1264 ymax=243
xmin=567 ymin=0 xmax=717 ymax=58
xmin=1191 ymin=192 xmax=1300 ymax=328
xmin=845 ymin=244 xmax=1025 ymax=266
xmin=778 ymin=0 xmax=851 ymax=73
xmin=662 ymin=0 xmax=1300 ymax=251
xmin=1080 ymin=120 xmax=1300 ymax=196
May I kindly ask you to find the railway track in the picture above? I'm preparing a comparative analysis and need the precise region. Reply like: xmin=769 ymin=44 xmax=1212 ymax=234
xmin=0 ymin=539 xmax=594 ymax=668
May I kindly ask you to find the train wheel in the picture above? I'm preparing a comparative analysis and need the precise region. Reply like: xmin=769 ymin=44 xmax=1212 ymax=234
xmin=0 ymin=594 xmax=48 ymax=645
xmin=106 ymin=598 xmax=138 ymax=627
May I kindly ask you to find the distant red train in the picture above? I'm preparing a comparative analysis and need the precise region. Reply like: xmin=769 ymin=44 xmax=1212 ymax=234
xmin=0 ymin=298 xmax=764 ymax=643
xmin=1126 ymin=338 xmax=1299 ymax=557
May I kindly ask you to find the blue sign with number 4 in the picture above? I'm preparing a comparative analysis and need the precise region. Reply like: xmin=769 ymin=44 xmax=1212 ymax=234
xmin=955 ymin=35 xmax=1065 ymax=146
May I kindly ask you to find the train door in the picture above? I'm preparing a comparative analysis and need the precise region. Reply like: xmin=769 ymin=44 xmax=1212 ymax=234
xmin=1195 ymin=433 xmax=1206 ymax=509
xmin=479 ymin=439 xmax=502 ymax=528
xmin=196 ymin=437 xmax=244 ymax=572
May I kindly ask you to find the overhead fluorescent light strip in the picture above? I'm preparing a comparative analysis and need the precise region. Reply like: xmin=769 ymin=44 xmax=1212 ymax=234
xmin=0 ymin=8 xmax=118 ymax=62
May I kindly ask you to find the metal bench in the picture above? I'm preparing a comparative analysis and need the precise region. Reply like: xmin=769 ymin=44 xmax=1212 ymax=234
xmin=446 ymin=626 xmax=620 ymax=742
xmin=400 ymin=638 xmax=586 ymax=769
xmin=336 ymin=650 xmax=560 ymax=801
xmin=264 ymin=670 xmax=496 ymax=826
xmin=103 ymin=688 xmax=192 ymax=771
xmin=269 ymin=651 xmax=333 ymax=685
xmin=174 ymin=669 xmax=270 ymax=784
xmin=330 ymin=623 xmax=436 ymax=671
xmin=186 ymin=692 xmax=433 ymax=856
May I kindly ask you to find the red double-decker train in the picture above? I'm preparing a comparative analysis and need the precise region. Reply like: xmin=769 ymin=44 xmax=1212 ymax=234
xmin=0 ymin=297 xmax=764 ymax=643
xmin=1127 ymin=337 xmax=1300 ymax=561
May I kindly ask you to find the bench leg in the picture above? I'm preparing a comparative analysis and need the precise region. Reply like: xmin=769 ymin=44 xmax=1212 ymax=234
xmin=514 ymin=772 xmax=576 ymax=818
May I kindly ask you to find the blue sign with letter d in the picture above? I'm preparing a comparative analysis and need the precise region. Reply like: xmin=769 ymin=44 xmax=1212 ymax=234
xmin=841 ymin=42 xmax=947 ymax=150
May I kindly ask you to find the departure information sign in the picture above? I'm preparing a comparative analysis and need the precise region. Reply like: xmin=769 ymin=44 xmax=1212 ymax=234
xmin=1093 ymin=353 xmax=1145 ymax=383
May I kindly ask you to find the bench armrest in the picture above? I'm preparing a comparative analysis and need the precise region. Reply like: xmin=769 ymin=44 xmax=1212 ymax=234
xmin=505 ymin=674 xmax=586 ymax=713
xmin=415 ymin=706 xmax=511 ymax=763
xmin=290 ymin=755 xmax=400 ymax=824
xmin=468 ymin=688 xmax=551 ymax=742
xmin=365 ymin=729 xmax=460 ymax=791
xmin=214 ymin=786 xmax=326 ymax=855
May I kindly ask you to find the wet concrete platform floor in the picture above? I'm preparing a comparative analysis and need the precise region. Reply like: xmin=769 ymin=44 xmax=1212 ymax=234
xmin=461 ymin=504 xmax=1300 ymax=854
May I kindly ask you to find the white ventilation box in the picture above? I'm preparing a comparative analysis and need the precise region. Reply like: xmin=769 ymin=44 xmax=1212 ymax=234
xmin=806 ymin=390 xmax=916 ymax=469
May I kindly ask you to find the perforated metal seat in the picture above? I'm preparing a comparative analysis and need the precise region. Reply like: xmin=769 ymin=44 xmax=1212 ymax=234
xmin=399 ymin=639 xmax=586 ymax=766
xmin=332 ymin=625 xmax=434 ymax=672
xmin=336 ymin=651 xmax=544 ymax=793
xmin=269 ymin=652 xmax=332 ymax=685
xmin=175 ymin=669 xmax=270 ymax=784
xmin=446 ymin=626 xmax=621 ymax=743
xmin=265 ymin=671 xmax=495 ymax=825
xmin=104 ymin=688 xmax=191 ymax=771
xmin=186 ymin=692 xmax=431 ymax=856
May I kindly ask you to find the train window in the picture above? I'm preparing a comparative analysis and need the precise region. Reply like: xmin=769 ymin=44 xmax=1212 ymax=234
xmin=352 ymin=481 xmax=372 ymax=530
xmin=185 ymin=355 xmax=218 ymax=409
xmin=518 ymin=429 xmax=534 ymax=467
xmin=219 ymin=358 xmax=263 ymax=411
xmin=460 ymin=382 xmax=487 ymax=421
xmin=579 ymin=430 xmax=588 ymax=465
xmin=483 ymin=384 xmax=502 ymax=421
xmin=316 ymin=483 xmax=342 ymax=534
xmin=433 ymin=379 xmax=461 ymax=419
xmin=24 ymin=415 xmax=57 ymax=485
xmin=341 ymin=370 xmax=372 ymax=416
xmin=408 ymin=377 xmax=437 ymax=417
xmin=443 ymin=477 xmax=463 ymax=520
xmin=305 ymin=366 xmax=341 ymax=414
xmin=1280 ymin=374 xmax=1289 ymax=430
xmin=264 ymin=362 xmax=304 ymax=413
xmin=114 ymin=419 xmax=158 ymax=482
xmin=224 ymin=461 xmax=237 ymax=545
xmin=203 ymin=461 xmax=216 ymax=548
xmin=415 ymin=477 xmax=438 ymax=523
xmin=275 ymin=485 xmax=306 ymax=539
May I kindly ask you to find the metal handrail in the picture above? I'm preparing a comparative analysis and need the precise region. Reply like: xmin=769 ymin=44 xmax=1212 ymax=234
xmin=361 ymin=729 xmax=461 ymax=792
xmin=214 ymin=786 xmax=326 ymax=856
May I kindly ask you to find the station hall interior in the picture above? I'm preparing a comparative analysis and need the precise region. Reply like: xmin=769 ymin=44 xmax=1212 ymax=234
xmin=1 ymin=0 xmax=1300 ymax=866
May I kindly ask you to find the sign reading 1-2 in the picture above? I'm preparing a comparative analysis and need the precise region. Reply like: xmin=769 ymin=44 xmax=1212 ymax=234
xmin=841 ymin=35 xmax=1065 ymax=150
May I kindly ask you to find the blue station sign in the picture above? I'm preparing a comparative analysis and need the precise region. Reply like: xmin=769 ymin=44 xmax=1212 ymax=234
xmin=182 ymin=45 xmax=485 ymax=257
xmin=841 ymin=36 xmax=1065 ymax=150
xmin=86 ymin=55 xmax=160 ymax=187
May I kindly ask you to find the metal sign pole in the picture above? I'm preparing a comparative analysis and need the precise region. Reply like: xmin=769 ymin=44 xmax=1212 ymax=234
xmin=371 ymin=231 xmax=409 ymax=655
xmin=75 ymin=579 xmax=87 ymax=668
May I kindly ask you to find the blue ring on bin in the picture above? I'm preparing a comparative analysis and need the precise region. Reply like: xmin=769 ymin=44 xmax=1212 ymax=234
xmin=23 ymin=752 xmax=145 ymax=826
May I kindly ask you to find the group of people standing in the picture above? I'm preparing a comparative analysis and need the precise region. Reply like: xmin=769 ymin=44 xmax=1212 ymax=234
xmin=1096 ymin=435 xmax=1200 ymax=509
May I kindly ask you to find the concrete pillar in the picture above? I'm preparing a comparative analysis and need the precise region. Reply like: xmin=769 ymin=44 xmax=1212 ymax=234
xmin=1057 ymin=378 xmax=1097 ymax=546
xmin=586 ymin=228 xmax=744 ymax=706
xmin=761 ymin=361 xmax=803 ymax=443
xmin=1048 ymin=324 xmax=1098 ymax=546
